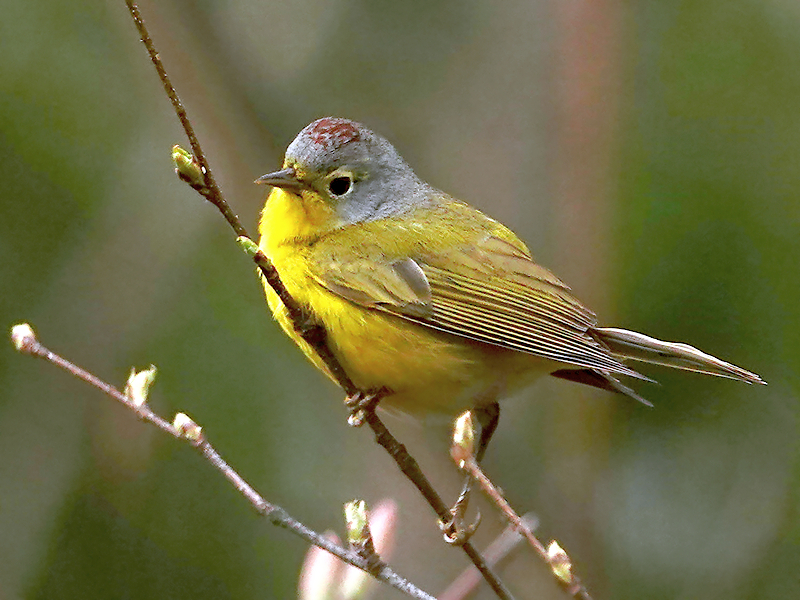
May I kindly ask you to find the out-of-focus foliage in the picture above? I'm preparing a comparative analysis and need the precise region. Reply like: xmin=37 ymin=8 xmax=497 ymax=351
xmin=2 ymin=1 xmax=797 ymax=599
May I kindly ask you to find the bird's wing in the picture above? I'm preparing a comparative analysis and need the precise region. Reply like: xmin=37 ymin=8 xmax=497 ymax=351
xmin=317 ymin=255 xmax=432 ymax=319
xmin=311 ymin=234 xmax=646 ymax=380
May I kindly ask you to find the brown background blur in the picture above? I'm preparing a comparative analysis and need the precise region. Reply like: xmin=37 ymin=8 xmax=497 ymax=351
xmin=2 ymin=1 xmax=798 ymax=598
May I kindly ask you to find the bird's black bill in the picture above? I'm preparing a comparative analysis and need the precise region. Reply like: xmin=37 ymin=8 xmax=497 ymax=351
xmin=255 ymin=167 xmax=302 ymax=189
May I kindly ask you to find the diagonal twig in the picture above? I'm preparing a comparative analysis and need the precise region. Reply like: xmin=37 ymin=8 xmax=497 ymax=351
xmin=439 ymin=513 xmax=539 ymax=600
xmin=10 ymin=324 xmax=435 ymax=600
xmin=123 ymin=1 xmax=513 ymax=598
xmin=452 ymin=413 xmax=592 ymax=599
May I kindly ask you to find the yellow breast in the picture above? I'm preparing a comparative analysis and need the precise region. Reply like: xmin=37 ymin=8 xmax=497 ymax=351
xmin=258 ymin=189 xmax=546 ymax=415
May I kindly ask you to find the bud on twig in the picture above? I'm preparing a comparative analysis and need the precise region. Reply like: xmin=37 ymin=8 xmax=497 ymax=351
xmin=344 ymin=500 xmax=372 ymax=550
xmin=10 ymin=323 xmax=38 ymax=355
xmin=340 ymin=499 xmax=398 ymax=599
xmin=173 ymin=412 xmax=203 ymax=442
xmin=451 ymin=411 xmax=476 ymax=468
xmin=124 ymin=365 xmax=158 ymax=407
xmin=171 ymin=145 xmax=205 ymax=187
xmin=236 ymin=236 xmax=261 ymax=258
xmin=546 ymin=541 xmax=573 ymax=586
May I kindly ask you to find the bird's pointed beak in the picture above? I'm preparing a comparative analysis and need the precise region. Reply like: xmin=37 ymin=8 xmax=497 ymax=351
xmin=255 ymin=167 xmax=303 ymax=189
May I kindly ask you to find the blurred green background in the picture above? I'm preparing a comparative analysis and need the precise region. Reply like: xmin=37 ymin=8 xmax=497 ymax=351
xmin=2 ymin=1 xmax=798 ymax=598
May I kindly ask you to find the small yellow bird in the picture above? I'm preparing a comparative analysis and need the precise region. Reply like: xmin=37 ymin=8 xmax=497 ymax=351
xmin=257 ymin=117 xmax=764 ymax=424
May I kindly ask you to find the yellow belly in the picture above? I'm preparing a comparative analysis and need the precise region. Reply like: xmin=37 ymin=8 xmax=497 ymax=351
xmin=258 ymin=187 xmax=548 ymax=416
xmin=263 ymin=254 xmax=546 ymax=415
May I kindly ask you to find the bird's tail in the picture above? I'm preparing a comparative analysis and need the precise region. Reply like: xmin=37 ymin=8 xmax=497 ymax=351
xmin=593 ymin=327 xmax=766 ymax=385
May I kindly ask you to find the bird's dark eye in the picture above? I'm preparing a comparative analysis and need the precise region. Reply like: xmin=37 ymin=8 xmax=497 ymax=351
xmin=328 ymin=176 xmax=352 ymax=196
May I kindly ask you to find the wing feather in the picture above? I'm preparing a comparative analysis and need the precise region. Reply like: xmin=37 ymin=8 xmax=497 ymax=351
xmin=311 ymin=234 xmax=646 ymax=380
xmin=425 ymin=272 xmax=644 ymax=378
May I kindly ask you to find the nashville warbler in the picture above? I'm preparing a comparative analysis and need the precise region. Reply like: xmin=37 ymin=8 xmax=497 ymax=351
xmin=256 ymin=117 xmax=764 ymax=419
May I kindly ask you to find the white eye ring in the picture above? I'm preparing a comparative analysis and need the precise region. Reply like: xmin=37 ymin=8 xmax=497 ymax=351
xmin=328 ymin=175 xmax=352 ymax=196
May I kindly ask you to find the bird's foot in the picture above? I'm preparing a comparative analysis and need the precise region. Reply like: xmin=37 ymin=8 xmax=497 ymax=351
xmin=439 ymin=495 xmax=482 ymax=545
xmin=439 ymin=509 xmax=481 ymax=546
xmin=345 ymin=390 xmax=382 ymax=427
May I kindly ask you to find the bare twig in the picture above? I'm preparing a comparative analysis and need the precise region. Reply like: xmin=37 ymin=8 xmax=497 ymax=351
xmin=125 ymin=1 xmax=242 ymax=237
xmin=10 ymin=324 xmax=435 ymax=600
xmin=439 ymin=513 xmax=539 ymax=600
xmin=122 ymin=1 xmax=512 ymax=597
xmin=362 ymin=410 xmax=514 ymax=598
xmin=451 ymin=413 xmax=592 ymax=599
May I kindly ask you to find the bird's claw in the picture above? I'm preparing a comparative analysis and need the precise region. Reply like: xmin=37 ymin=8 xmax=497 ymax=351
xmin=345 ymin=391 xmax=380 ymax=427
xmin=439 ymin=508 xmax=482 ymax=545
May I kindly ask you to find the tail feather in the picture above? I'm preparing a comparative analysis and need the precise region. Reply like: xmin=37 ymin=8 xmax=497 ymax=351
xmin=551 ymin=368 xmax=654 ymax=406
xmin=593 ymin=327 xmax=766 ymax=385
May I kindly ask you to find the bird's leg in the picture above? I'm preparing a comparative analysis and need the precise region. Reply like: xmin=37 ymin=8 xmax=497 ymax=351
xmin=454 ymin=401 xmax=500 ymax=510
xmin=442 ymin=402 xmax=500 ymax=544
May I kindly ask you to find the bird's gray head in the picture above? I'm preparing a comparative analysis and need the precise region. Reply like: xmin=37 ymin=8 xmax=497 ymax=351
xmin=257 ymin=117 xmax=433 ymax=225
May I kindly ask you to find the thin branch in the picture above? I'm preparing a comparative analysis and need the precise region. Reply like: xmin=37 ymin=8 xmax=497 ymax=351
xmin=123 ymin=1 xmax=512 ymax=597
xmin=10 ymin=324 xmax=435 ymax=600
xmin=363 ymin=411 xmax=514 ymax=599
xmin=439 ymin=513 xmax=538 ymax=600
xmin=126 ymin=0 xmax=353 ymax=394
xmin=125 ymin=0 xmax=243 ymax=238
xmin=457 ymin=454 xmax=592 ymax=600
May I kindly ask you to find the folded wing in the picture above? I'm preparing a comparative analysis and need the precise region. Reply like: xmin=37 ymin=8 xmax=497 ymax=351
xmin=312 ymin=234 xmax=647 ymax=382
